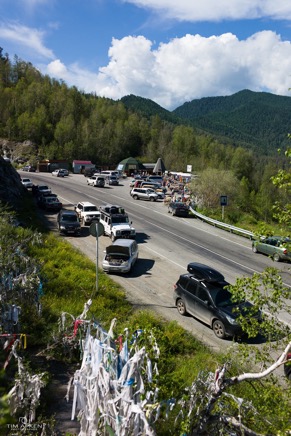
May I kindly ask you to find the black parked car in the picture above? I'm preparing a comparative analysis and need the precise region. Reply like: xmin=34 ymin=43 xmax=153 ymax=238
xmin=173 ymin=262 xmax=260 ymax=339
xmin=38 ymin=195 xmax=62 ymax=212
xmin=32 ymin=184 xmax=52 ymax=197
xmin=168 ymin=202 xmax=189 ymax=217
xmin=57 ymin=209 xmax=81 ymax=236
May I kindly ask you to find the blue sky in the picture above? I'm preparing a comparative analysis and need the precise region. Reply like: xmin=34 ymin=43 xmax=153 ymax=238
xmin=1 ymin=0 xmax=291 ymax=110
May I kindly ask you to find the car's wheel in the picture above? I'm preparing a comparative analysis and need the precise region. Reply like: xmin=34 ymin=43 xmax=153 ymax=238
xmin=252 ymin=245 xmax=258 ymax=253
xmin=176 ymin=299 xmax=187 ymax=315
xmin=150 ymin=197 xmax=155 ymax=202
xmin=111 ymin=233 xmax=116 ymax=242
xmin=273 ymin=252 xmax=281 ymax=262
xmin=213 ymin=320 xmax=226 ymax=339
xmin=133 ymin=195 xmax=138 ymax=200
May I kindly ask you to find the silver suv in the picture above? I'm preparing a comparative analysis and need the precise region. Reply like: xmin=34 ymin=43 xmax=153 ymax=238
xmin=87 ymin=175 xmax=106 ymax=187
xmin=130 ymin=188 xmax=158 ymax=201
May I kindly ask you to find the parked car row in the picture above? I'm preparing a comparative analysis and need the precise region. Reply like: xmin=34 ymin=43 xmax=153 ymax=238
xmin=57 ymin=200 xmax=138 ymax=274
xmin=22 ymin=165 xmax=36 ymax=172
xmin=129 ymin=177 xmax=191 ymax=217
xmin=32 ymin=184 xmax=62 ymax=212
xmin=86 ymin=172 xmax=119 ymax=187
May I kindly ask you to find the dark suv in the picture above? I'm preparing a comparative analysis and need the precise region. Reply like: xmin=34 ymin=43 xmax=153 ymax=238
xmin=57 ymin=209 xmax=81 ymax=236
xmin=173 ymin=263 xmax=259 ymax=339
xmin=168 ymin=202 xmax=189 ymax=217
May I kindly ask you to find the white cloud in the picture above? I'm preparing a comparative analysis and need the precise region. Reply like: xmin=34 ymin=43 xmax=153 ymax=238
xmin=0 ymin=22 xmax=55 ymax=59
xmin=40 ymin=30 xmax=291 ymax=110
xmin=122 ymin=0 xmax=291 ymax=21
xmin=46 ymin=59 xmax=68 ymax=76
xmin=45 ymin=59 xmax=104 ymax=91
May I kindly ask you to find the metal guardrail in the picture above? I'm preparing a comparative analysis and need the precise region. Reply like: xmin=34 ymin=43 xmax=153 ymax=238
xmin=189 ymin=206 xmax=255 ymax=239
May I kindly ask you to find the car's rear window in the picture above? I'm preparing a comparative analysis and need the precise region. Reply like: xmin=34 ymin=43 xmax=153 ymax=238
xmin=177 ymin=276 xmax=190 ymax=289
xmin=207 ymin=283 xmax=235 ymax=307
xmin=112 ymin=216 xmax=129 ymax=224
xmin=62 ymin=215 xmax=78 ymax=222
xmin=84 ymin=207 xmax=98 ymax=211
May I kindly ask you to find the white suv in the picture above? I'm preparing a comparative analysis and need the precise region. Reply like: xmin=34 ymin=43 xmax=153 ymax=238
xmin=130 ymin=188 xmax=158 ymax=202
xmin=87 ymin=175 xmax=106 ymax=187
xmin=75 ymin=202 xmax=100 ymax=226
xmin=99 ymin=204 xmax=136 ymax=242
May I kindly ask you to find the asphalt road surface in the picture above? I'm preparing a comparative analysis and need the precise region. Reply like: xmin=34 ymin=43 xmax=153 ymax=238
xmin=21 ymin=171 xmax=291 ymax=354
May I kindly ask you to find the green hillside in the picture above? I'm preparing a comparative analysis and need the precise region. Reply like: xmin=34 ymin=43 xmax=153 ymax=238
xmin=0 ymin=50 xmax=290 ymax=230
xmin=172 ymin=90 xmax=291 ymax=154
xmin=120 ymin=94 xmax=182 ymax=125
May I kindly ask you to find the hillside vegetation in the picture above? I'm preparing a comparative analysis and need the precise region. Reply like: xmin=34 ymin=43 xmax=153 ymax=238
xmin=173 ymin=89 xmax=291 ymax=154
xmin=120 ymin=90 xmax=291 ymax=154
xmin=120 ymin=94 xmax=183 ymax=125
xmin=1 ymin=48 xmax=291 ymax=227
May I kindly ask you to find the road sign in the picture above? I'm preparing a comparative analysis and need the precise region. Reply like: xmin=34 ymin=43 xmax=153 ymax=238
xmin=220 ymin=195 xmax=228 ymax=206
xmin=89 ymin=221 xmax=104 ymax=237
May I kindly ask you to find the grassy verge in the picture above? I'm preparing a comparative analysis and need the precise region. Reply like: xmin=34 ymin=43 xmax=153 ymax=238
xmin=28 ymin=232 xmax=291 ymax=435
xmin=197 ymin=206 xmax=290 ymax=236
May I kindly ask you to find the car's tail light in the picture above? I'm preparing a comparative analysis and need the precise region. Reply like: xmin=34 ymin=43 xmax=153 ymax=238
xmin=283 ymin=249 xmax=288 ymax=255
xmin=173 ymin=284 xmax=177 ymax=291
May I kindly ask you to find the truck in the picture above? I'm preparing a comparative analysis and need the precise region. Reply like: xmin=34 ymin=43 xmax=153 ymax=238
xmin=98 ymin=204 xmax=136 ymax=242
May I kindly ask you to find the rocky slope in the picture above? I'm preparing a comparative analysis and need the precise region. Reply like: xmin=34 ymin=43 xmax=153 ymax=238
xmin=0 ymin=156 xmax=27 ymax=209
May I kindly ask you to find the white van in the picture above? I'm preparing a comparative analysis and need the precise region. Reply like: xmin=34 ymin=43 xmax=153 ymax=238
xmin=101 ymin=170 xmax=120 ymax=179
xmin=102 ymin=239 xmax=138 ymax=273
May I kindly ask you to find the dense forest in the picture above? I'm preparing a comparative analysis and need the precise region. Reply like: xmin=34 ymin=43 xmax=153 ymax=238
xmin=0 ymin=47 xmax=290 ymax=225
xmin=173 ymin=89 xmax=291 ymax=154
xmin=121 ymin=91 xmax=291 ymax=155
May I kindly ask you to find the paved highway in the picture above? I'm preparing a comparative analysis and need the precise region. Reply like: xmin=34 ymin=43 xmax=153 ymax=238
xmin=21 ymin=171 xmax=291 ymax=353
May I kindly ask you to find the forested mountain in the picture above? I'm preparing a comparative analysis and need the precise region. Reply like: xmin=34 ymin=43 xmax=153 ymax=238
xmin=173 ymin=90 xmax=291 ymax=154
xmin=120 ymin=95 xmax=182 ymax=125
xmin=1 ymin=48 xmax=290 ymax=224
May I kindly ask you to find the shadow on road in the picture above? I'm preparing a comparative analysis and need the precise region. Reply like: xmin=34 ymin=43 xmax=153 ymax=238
xmin=130 ymin=258 xmax=155 ymax=277
xmin=136 ymin=233 xmax=150 ymax=244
